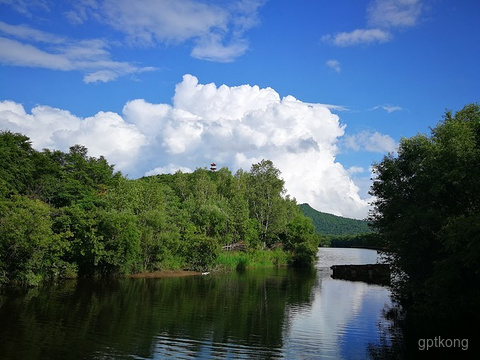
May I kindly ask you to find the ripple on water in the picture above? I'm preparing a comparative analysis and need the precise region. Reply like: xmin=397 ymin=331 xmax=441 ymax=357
xmin=151 ymin=333 xmax=283 ymax=359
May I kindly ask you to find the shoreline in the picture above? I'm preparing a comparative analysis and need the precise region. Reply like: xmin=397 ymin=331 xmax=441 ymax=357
xmin=127 ymin=270 xmax=202 ymax=279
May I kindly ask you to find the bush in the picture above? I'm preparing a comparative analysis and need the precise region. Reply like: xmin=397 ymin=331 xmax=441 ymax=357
xmin=290 ymin=241 xmax=318 ymax=268
xmin=0 ymin=196 xmax=67 ymax=285
xmin=184 ymin=234 xmax=219 ymax=271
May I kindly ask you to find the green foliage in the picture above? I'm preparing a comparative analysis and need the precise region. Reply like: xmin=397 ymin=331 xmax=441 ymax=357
xmin=328 ymin=233 xmax=384 ymax=249
xmin=49 ymin=145 xmax=120 ymax=208
xmin=0 ymin=132 xmax=319 ymax=285
xmin=247 ymin=160 xmax=287 ymax=247
xmin=370 ymin=103 xmax=480 ymax=321
xmin=0 ymin=131 xmax=35 ymax=196
xmin=0 ymin=196 xmax=69 ymax=285
xmin=59 ymin=205 xmax=104 ymax=278
xmin=215 ymin=249 xmax=289 ymax=271
xmin=299 ymin=203 xmax=371 ymax=236
xmin=283 ymin=214 xmax=318 ymax=267
xmin=183 ymin=233 xmax=219 ymax=271
xmin=96 ymin=211 xmax=141 ymax=276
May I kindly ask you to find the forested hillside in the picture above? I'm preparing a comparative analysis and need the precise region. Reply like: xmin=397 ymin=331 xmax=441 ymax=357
xmin=0 ymin=131 xmax=319 ymax=286
xmin=299 ymin=203 xmax=371 ymax=236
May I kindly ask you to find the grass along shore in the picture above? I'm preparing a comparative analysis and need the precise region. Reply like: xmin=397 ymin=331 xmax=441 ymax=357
xmin=125 ymin=249 xmax=290 ymax=279
xmin=214 ymin=249 xmax=289 ymax=272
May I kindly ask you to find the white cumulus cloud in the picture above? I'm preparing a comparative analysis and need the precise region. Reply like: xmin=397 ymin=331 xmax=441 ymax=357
xmin=0 ymin=75 xmax=379 ymax=219
xmin=0 ymin=100 xmax=147 ymax=173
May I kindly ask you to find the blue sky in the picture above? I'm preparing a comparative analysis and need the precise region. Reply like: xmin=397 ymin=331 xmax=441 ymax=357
xmin=0 ymin=0 xmax=479 ymax=219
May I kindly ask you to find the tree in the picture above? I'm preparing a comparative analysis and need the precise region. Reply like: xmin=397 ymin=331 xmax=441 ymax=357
xmin=0 ymin=196 xmax=68 ymax=285
xmin=369 ymin=103 xmax=480 ymax=320
xmin=247 ymin=160 xmax=287 ymax=247
xmin=183 ymin=233 xmax=219 ymax=272
xmin=51 ymin=145 xmax=120 ymax=207
xmin=104 ymin=177 xmax=184 ymax=271
xmin=59 ymin=204 xmax=104 ymax=277
xmin=282 ymin=212 xmax=318 ymax=267
xmin=0 ymin=131 xmax=35 ymax=196
xmin=96 ymin=210 xmax=141 ymax=276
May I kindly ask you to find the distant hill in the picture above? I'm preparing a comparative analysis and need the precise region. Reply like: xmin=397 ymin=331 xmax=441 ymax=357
xmin=299 ymin=203 xmax=371 ymax=236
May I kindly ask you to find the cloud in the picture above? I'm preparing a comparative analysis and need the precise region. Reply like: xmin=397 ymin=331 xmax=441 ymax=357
xmin=347 ymin=166 xmax=366 ymax=175
xmin=367 ymin=0 xmax=422 ymax=28
xmin=326 ymin=59 xmax=341 ymax=73
xmin=0 ymin=100 xmax=148 ymax=172
xmin=190 ymin=34 xmax=249 ymax=63
xmin=0 ymin=36 xmax=73 ymax=70
xmin=313 ymin=103 xmax=349 ymax=112
xmin=101 ymin=0 xmax=228 ymax=45
xmin=145 ymin=164 xmax=193 ymax=177
xmin=0 ymin=75 xmax=374 ymax=219
xmin=0 ymin=0 xmax=49 ymax=17
xmin=64 ymin=0 xmax=101 ymax=25
xmin=343 ymin=131 xmax=397 ymax=153
xmin=69 ymin=0 xmax=265 ymax=62
xmin=0 ymin=23 xmax=156 ymax=83
xmin=372 ymin=104 xmax=403 ymax=113
xmin=0 ymin=21 xmax=65 ymax=43
xmin=0 ymin=0 xmax=265 ymax=79
xmin=323 ymin=28 xmax=391 ymax=47
xmin=323 ymin=0 xmax=423 ymax=47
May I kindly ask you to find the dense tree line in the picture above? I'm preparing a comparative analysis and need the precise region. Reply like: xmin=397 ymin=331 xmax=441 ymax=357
xmin=298 ymin=203 xmax=376 ymax=249
xmin=0 ymin=131 xmax=318 ymax=285
xmin=328 ymin=233 xmax=383 ymax=249
xmin=369 ymin=103 xmax=480 ymax=323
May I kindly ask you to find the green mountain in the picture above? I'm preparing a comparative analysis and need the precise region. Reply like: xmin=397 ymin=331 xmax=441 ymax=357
xmin=299 ymin=203 xmax=371 ymax=236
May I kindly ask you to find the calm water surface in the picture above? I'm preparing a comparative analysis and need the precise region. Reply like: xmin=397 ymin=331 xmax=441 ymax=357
xmin=0 ymin=248 xmax=396 ymax=359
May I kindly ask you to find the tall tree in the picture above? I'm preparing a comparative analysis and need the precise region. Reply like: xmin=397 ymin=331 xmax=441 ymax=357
xmin=247 ymin=160 xmax=287 ymax=247
xmin=369 ymin=103 xmax=480 ymax=320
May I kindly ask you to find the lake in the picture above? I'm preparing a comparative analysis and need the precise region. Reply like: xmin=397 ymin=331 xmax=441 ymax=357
xmin=0 ymin=248 xmax=397 ymax=359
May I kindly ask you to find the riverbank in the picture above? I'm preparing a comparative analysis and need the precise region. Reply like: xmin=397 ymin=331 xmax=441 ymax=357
xmin=127 ymin=270 xmax=202 ymax=278
xmin=214 ymin=249 xmax=289 ymax=271
xmin=128 ymin=250 xmax=290 ymax=278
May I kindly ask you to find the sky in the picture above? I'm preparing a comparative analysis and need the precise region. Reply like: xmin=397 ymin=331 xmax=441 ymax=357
xmin=0 ymin=0 xmax=479 ymax=219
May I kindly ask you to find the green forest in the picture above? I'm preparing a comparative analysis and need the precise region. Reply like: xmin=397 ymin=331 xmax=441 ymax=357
xmin=0 ymin=132 xmax=319 ymax=286
xmin=299 ymin=203 xmax=371 ymax=236
xmin=298 ymin=203 xmax=383 ymax=248
xmin=370 ymin=103 xmax=480 ymax=325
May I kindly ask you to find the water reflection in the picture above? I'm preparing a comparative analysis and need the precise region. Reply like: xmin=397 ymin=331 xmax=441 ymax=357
xmin=0 ymin=249 xmax=395 ymax=359
xmin=282 ymin=248 xmax=391 ymax=359
xmin=316 ymin=247 xmax=381 ymax=268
